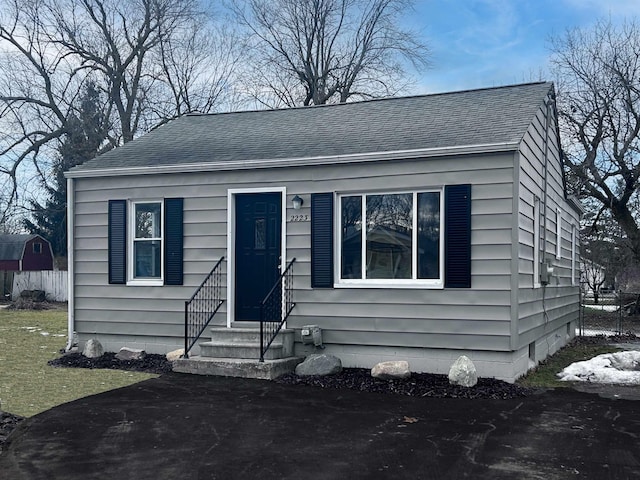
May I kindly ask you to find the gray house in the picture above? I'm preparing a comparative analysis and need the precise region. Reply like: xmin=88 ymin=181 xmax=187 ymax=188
xmin=66 ymin=82 xmax=581 ymax=382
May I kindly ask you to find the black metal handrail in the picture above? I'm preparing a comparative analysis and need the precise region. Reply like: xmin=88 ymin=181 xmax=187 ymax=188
xmin=184 ymin=257 xmax=225 ymax=358
xmin=259 ymin=258 xmax=296 ymax=362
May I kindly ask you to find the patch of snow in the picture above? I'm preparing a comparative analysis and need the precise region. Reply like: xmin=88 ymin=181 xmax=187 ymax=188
xmin=40 ymin=332 xmax=50 ymax=336
xmin=558 ymin=351 xmax=640 ymax=384
xmin=577 ymin=328 xmax=619 ymax=337
xmin=583 ymin=304 xmax=618 ymax=312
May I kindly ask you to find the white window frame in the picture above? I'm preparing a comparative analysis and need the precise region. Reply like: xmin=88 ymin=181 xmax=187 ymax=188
xmin=533 ymin=197 xmax=541 ymax=288
xmin=336 ymin=188 xmax=444 ymax=289
xmin=571 ymin=223 xmax=577 ymax=286
xmin=128 ymin=200 xmax=164 ymax=286
xmin=556 ymin=207 xmax=562 ymax=259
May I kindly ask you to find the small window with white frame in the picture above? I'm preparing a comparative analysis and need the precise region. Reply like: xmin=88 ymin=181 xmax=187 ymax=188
xmin=571 ymin=223 xmax=577 ymax=286
xmin=556 ymin=207 xmax=562 ymax=259
xmin=338 ymin=189 xmax=443 ymax=287
xmin=533 ymin=196 xmax=541 ymax=287
xmin=130 ymin=201 xmax=163 ymax=282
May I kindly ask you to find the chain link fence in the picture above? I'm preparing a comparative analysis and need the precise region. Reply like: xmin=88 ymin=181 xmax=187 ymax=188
xmin=579 ymin=285 xmax=640 ymax=337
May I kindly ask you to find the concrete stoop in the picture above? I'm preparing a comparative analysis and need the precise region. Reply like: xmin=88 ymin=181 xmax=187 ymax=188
xmin=173 ymin=325 xmax=301 ymax=379
xmin=173 ymin=356 xmax=304 ymax=380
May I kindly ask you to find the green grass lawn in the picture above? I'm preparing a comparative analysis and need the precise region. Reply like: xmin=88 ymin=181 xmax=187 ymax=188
xmin=0 ymin=307 xmax=157 ymax=417
xmin=517 ymin=340 xmax=623 ymax=388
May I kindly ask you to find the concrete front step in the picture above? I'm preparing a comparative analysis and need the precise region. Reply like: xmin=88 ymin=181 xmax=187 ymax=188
xmin=209 ymin=326 xmax=294 ymax=343
xmin=199 ymin=340 xmax=284 ymax=360
xmin=201 ymin=326 xmax=295 ymax=360
xmin=173 ymin=356 xmax=304 ymax=380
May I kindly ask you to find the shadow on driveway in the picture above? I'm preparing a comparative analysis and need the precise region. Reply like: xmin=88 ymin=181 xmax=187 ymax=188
xmin=1 ymin=373 xmax=640 ymax=479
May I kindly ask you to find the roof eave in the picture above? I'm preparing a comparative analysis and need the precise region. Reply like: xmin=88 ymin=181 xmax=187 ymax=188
xmin=65 ymin=142 xmax=520 ymax=179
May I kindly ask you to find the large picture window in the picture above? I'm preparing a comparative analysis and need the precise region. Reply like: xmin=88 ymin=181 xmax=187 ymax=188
xmin=132 ymin=201 xmax=163 ymax=281
xmin=339 ymin=190 xmax=443 ymax=286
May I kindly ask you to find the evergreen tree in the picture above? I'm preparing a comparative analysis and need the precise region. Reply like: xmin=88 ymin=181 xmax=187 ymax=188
xmin=24 ymin=83 xmax=106 ymax=258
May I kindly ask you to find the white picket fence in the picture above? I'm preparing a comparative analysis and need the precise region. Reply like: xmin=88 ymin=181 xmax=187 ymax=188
xmin=12 ymin=270 xmax=68 ymax=302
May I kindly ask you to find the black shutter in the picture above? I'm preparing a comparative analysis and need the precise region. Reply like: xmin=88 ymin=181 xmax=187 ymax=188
xmin=108 ymin=200 xmax=127 ymax=284
xmin=445 ymin=184 xmax=472 ymax=288
xmin=164 ymin=198 xmax=184 ymax=286
xmin=311 ymin=193 xmax=334 ymax=288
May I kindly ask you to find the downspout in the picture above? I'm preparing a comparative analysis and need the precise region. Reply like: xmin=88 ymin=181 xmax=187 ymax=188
xmin=65 ymin=177 xmax=75 ymax=351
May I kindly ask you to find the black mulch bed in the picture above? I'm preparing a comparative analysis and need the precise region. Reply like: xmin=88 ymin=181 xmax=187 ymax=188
xmin=1 ymin=411 xmax=24 ymax=453
xmin=275 ymin=368 xmax=533 ymax=400
xmin=47 ymin=352 xmax=174 ymax=375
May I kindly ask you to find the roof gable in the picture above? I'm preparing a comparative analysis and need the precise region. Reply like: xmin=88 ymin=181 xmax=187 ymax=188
xmin=0 ymin=234 xmax=40 ymax=261
xmin=69 ymin=82 xmax=553 ymax=177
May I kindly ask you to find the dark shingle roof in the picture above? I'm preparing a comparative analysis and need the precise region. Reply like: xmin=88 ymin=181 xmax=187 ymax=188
xmin=70 ymin=82 xmax=553 ymax=175
xmin=0 ymin=234 xmax=38 ymax=261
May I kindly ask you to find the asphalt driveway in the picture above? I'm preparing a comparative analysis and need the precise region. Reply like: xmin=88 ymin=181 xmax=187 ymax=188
xmin=1 ymin=373 xmax=639 ymax=479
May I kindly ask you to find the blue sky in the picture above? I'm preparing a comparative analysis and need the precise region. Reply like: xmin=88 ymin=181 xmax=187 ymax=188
xmin=408 ymin=0 xmax=640 ymax=93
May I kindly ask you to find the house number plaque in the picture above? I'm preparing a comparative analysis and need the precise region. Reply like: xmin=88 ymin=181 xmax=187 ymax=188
xmin=289 ymin=214 xmax=310 ymax=222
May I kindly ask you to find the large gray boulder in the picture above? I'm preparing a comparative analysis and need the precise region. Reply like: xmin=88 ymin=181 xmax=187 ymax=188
xmin=83 ymin=339 xmax=104 ymax=358
xmin=295 ymin=354 xmax=342 ymax=376
xmin=448 ymin=355 xmax=478 ymax=387
xmin=371 ymin=361 xmax=411 ymax=380
xmin=116 ymin=347 xmax=146 ymax=361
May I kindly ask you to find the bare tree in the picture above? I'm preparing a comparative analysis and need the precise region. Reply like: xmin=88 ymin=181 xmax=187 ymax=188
xmin=231 ymin=0 xmax=429 ymax=108
xmin=550 ymin=19 xmax=640 ymax=263
xmin=0 ymin=0 xmax=240 ymax=222
xmin=581 ymin=258 xmax=606 ymax=303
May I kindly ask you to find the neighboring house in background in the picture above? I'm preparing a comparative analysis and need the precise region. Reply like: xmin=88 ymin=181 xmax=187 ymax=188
xmin=0 ymin=234 xmax=55 ymax=300
xmin=65 ymin=82 xmax=582 ymax=382
xmin=0 ymin=234 xmax=54 ymax=271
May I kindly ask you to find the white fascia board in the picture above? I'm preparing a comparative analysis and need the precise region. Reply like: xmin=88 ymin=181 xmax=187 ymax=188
xmin=566 ymin=195 xmax=584 ymax=217
xmin=64 ymin=142 xmax=519 ymax=179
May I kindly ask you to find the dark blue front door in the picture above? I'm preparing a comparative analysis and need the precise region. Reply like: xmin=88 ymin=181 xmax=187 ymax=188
xmin=235 ymin=192 xmax=282 ymax=321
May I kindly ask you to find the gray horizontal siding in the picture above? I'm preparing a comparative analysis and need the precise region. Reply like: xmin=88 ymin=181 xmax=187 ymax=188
xmin=516 ymin=94 xmax=580 ymax=350
xmin=72 ymin=152 xmax=517 ymax=354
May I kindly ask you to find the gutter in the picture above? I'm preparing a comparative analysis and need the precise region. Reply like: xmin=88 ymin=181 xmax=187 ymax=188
xmin=65 ymin=142 xmax=520 ymax=179
xmin=65 ymin=177 xmax=75 ymax=352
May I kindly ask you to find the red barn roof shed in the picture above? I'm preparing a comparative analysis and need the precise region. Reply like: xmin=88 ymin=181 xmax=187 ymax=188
xmin=0 ymin=234 xmax=54 ymax=271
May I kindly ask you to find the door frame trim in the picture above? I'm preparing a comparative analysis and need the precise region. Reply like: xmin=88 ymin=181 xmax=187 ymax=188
xmin=227 ymin=187 xmax=287 ymax=327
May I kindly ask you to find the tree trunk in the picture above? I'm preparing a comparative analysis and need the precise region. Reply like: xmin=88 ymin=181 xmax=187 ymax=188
xmin=611 ymin=201 xmax=640 ymax=264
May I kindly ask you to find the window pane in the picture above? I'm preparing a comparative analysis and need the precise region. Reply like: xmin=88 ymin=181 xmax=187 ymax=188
xmin=341 ymin=196 xmax=362 ymax=279
xmin=255 ymin=218 xmax=266 ymax=249
xmin=417 ymin=192 xmax=440 ymax=279
xmin=366 ymin=193 xmax=412 ymax=279
xmin=135 ymin=203 xmax=161 ymax=239
xmin=134 ymin=240 xmax=161 ymax=278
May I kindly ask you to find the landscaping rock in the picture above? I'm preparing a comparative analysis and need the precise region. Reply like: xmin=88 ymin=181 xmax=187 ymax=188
xmin=295 ymin=354 xmax=342 ymax=376
xmin=166 ymin=348 xmax=185 ymax=361
xmin=83 ymin=339 xmax=104 ymax=358
xmin=371 ymin=360 xmax=411 ymax=380
xmin=448 ymin=355 xmax=478 ymax=387
xmin=116 ymin=347 xmax=146 ymax=361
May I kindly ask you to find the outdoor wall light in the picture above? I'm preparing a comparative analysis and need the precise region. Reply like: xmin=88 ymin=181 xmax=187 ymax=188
xmin=292 ymin=195 xmax=304 ymax=210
